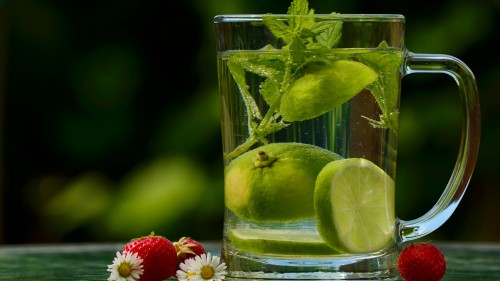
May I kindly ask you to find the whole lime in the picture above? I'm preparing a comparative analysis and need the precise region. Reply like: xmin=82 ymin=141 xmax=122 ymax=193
xmin=280 ymin=60 xmax=378 ymax=122
xmin=224 ymin=142 xmax=342 ymax=222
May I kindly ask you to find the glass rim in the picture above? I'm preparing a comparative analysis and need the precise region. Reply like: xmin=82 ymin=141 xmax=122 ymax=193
xmin=214 ymin=14 xmax=405 ymax=23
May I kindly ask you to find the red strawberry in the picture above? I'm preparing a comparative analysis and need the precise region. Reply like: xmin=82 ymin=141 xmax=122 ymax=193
xmin=397 ymin=243 xmax=446 ymax=281
xmin=123 ymin=232 xmax=177 ymax=281
xmin=173 ymin=236 xmax=206 ymax=265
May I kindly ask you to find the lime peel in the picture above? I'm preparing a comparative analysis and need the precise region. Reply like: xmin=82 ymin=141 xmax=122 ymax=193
xmin=228 ymin=229 xmax=340 ymax=255
xmin=224 ymin=142 xmax=342 ymax=222
xmin=280 ymin=60 xmax=379 ymax=122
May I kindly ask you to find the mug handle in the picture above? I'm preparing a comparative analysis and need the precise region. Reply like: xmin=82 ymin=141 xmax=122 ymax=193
xmin=397 ymin=52 xmax=481 ymax=242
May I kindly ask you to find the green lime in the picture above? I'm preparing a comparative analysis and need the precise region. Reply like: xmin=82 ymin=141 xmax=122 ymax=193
xmin=280 ymin=60 xmax=378 ymax=122
xmin=228 ymin=228 xmax=339 ymax=255
xmin=224 ymin=142 xmax=342 ymax=222
xmin=314 ymin=158 xmax=395 ymax=254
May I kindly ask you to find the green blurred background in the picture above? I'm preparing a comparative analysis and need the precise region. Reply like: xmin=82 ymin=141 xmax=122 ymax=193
xmin=0 ymin=0 xmax=498 ymax=244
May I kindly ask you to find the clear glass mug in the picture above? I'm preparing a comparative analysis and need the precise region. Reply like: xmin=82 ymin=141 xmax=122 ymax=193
xmin=214 ymin=14 xmax=480 ymax=280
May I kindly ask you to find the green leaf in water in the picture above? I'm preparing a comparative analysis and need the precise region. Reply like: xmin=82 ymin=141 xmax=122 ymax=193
xmin=357 ymin=41 xmax=404 ymax=130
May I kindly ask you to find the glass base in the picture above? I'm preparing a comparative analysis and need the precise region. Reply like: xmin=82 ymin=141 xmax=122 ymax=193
xmin=223 ymin=245 xmax=399 ymax=280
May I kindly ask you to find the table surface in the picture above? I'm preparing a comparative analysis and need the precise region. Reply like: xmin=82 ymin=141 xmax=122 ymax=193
xmin=0 ymin=241 xmax=499 ymax=280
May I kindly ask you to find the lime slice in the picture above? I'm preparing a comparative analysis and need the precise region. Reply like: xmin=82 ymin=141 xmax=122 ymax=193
xmin=314 ymin=158 xmax=395 ymax=254
xmin=280 ymin=60 xmax=378 ymax=122
xmin=228 ymin=229 xmax=339 ymax=255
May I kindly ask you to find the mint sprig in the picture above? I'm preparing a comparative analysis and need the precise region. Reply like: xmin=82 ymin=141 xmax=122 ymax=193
xmin=225 ymin=0 xmax=344 ymax=160
xmin=224 ymin=0 xmax=399 ymax=160
xmin=357 ymin=41 xmax=403 ymax=130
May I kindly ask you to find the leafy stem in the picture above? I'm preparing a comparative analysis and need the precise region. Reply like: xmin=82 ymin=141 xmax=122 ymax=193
xmin=224 ymin=0 xmax=401 ymax=160
xmin=224 ymin=53 xmax=294 ymax=160
xmin=356 ymin=41 xmax=403 ymax=130
xmin=224 ymin=0 xmax=343 ymax=160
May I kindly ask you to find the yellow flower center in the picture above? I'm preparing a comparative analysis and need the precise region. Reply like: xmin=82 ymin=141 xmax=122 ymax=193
xmin=118 ymin=262 xmax=132 ymax=277
xmin=200 ymin=265 xmax=215 ymax=279
xmin=188 ymin=271 xmax=197 ymax=277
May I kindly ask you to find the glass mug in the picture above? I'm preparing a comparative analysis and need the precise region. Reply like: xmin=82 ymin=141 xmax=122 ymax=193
xmin=214 ymin=13 xmax=480 ymax=280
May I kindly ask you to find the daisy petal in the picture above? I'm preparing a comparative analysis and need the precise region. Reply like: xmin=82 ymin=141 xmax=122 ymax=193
xmin=184 ymin=252 xmax=227 ymax=281
xmin=107 ymin=251 xmax=144 ymax=281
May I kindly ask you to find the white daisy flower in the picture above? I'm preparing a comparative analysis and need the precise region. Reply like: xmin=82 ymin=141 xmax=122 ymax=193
xmin=107 ymin=251 xmax=144 ymax=281
xmin=183 ymin=253 xmax=227 ymax=281
xmin=176 ymin=258 xmax=197 ymax=281
xmin=176 ymin=253 xmax=227 ymax=281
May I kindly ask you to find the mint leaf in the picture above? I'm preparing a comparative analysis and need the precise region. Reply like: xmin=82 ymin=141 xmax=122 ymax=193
xmin=238 ymin=53 xmax=283 ymax=78
xmin=314 ymin=21 xmax=342 ymax=48
xmin=288 ymin=0 xmax=312 ymax=16
xmin=264 ymin=0 xmax=316 ymax=46
xmin=263 ymin=16 xmax=295 ymax=45
xmin=227 ymin=58 xmax=262 ymax=131
xmin=356 ymin=41 xmax=404 ymax=130
xmin=309 ymin=20 xmax=340 ymax=34
xmin=287 ymin=0 xmax=315 ymax=35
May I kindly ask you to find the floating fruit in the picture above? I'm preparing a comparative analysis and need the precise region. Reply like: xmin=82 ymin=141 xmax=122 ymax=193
xmin=280 ymin=60 xmax=378 ymax=121
xmin=225 ymin=142 xmax=342 ymax=221
xmin=314 ymin=158 xmax=395 ymax=253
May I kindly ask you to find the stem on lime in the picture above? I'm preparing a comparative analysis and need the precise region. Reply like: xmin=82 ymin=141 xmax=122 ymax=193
xmin=225 ymin=135 xmax=260 ymax=161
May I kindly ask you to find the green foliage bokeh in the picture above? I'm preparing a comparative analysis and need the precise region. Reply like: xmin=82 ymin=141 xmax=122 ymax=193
xmin=0 ymin=0 xmax=498 ymax=244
